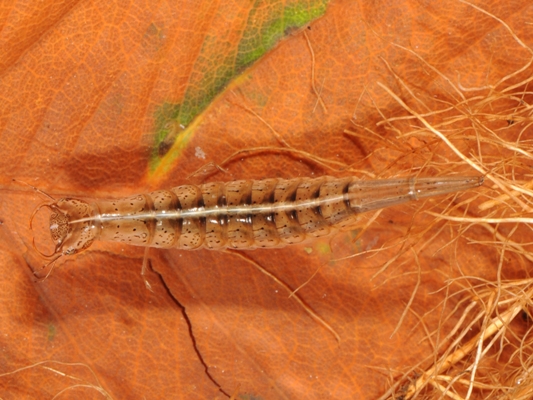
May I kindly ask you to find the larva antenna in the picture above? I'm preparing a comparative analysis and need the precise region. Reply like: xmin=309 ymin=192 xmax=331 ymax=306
xmin=15 ymin=179 xmax=65 ymax=267
xmin=23 ymin=205 xmax=63 ymax=281
xmin=12 ymin=179 xmax=56 ymax=201
xmin=29 ymin=203 xmax=62 ymax=259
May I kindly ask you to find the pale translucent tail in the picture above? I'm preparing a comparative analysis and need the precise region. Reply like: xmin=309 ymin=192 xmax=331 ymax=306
xmin=347 ymin=176 xmax=483 ymax=213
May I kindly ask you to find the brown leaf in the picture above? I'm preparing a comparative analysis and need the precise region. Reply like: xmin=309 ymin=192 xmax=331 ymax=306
xmin=1 ymin=0 xmax=533 ymax=398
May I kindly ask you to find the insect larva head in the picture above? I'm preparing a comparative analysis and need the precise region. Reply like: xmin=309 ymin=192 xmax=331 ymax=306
xmin=49 ymin=199 xmax=98 ymax=256
xmin=32 ymin=198 xmax=98 ymax=260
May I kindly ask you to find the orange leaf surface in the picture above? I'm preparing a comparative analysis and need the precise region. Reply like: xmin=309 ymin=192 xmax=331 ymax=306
xmin=2 ymin=0 xmax=533 ymax=399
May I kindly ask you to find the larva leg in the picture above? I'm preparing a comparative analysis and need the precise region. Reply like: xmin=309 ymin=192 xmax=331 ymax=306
xmin=141 ymin=246 xmax=153 ymax=292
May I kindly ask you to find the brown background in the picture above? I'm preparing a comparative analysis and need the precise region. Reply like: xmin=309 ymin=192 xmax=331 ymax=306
xmin=1 ymin=0 xmax=532 ymax=398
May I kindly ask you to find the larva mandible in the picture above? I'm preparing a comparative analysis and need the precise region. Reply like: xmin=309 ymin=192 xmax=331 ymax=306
xmin=33 ymin=175 xmax=483 ymax=267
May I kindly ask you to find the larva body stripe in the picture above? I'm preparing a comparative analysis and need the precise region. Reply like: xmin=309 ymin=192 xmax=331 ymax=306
xmin=44 ymin=176 xmax=483 ymax=258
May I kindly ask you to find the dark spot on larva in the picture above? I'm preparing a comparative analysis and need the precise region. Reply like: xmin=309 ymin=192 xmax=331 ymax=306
xmin=115 ymin=208 xmax=118 ymax=211
xmin=133 ymin=228 xmax=136 ymax=231
xmin=117 ymin=225 xmax=120 ymax=228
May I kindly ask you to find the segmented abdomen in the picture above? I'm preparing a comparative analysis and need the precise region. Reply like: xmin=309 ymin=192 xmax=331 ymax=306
xmin=93 ymin=176 xmax=482 ymax=250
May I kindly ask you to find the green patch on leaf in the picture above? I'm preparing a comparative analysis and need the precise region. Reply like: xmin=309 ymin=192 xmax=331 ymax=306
xmin=347 ymin=229 xmax=363 ymax=253
xmin=47 ymin=324 xmax=57 ymax=341
xmin=237 ymin=394 xmax=264 ymax=400
xmin=150 ymin=0 xmax=330 ymax=176
xmin=315 ymin=242 xmax=331 ymax=255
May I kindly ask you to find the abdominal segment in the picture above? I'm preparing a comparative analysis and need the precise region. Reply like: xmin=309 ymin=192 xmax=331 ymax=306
xmin=95 ymin=177 xmax=343 ymax=250
xmin=92 ymin=176 xmax=482 ymax=251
